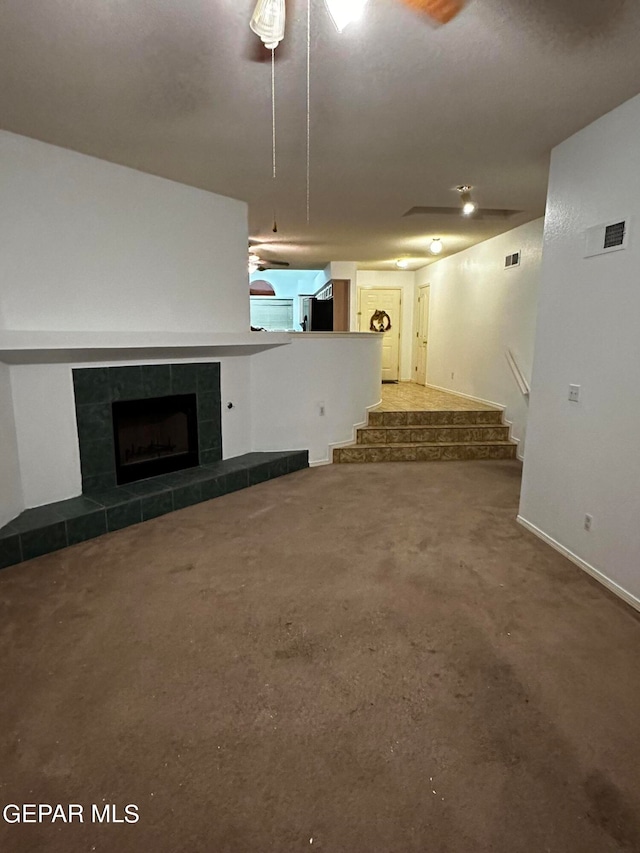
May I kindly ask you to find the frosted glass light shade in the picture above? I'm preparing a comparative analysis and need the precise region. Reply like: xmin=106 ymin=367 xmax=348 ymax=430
xmin=324 ymin=0 xmax=368 ymax=33
xmin=250 ymin=0 xmax=286 ymax=49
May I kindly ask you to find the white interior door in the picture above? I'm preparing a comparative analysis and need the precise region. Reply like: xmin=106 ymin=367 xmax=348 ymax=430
xmin=414 ymin=285 xmax=430 ymax=385
xmin=358 ymin=288 xmax=402 ymax=381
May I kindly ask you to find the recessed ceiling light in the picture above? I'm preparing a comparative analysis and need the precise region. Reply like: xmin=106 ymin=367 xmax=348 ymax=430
xmin=395 ymin=259 xmax=410 ymax=269
xmin=429 ymin=238 xmax=443 ymax=255
xmin=456 ymin=185 xmax=477 ymax=216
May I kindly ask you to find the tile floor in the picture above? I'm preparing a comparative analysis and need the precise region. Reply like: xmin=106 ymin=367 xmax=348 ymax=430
xmin=374 ymin=382 xmax=499 ymax=413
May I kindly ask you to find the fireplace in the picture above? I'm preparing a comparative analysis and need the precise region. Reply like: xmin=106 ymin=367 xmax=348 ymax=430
xmin=112 ymin=394 xmax=199 ymax=485
xmin=72 ymin=363 xmax=222 ymax=494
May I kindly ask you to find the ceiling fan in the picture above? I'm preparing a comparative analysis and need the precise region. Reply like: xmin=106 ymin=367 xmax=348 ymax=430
xmin=250 ymin=0 xmax=467 ymax=51
xmin=248 ymin=241 xmax=291 ymax=272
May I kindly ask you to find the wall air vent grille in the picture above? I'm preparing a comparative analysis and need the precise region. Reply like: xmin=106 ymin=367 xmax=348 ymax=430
xmin=505 ymin=251 xmax=520 ymax=269
xmin=604 ymin=221 xmax=626 ymax=249
xmin=584 ymin=218 xmax=630 ymax=257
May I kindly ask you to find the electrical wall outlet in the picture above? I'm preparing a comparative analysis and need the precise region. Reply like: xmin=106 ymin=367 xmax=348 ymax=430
xmin=584 ymin=514 xmax=593 ymax=531
xmin=569 ymin=384 xmax=581 ymax=403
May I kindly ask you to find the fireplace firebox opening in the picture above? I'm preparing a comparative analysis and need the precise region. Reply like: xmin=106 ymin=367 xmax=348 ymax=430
xmin=112 ymin=394 xmax=199 ymax=485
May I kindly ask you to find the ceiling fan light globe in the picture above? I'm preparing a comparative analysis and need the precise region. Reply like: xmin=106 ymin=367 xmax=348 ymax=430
xmin=250 ymin=0 xmax=286 ymax=49
xmin=462 ymin=201 xmax=477 ymax=215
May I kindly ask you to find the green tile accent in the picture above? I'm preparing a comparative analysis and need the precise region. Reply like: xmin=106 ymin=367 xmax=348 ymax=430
xmin=141 ymin=492 xmax=174 ymax=521
xmin=197 ymin=363 xmax=220 ymax=394
xmin=11 ymin=505 xmax=65 ymax=534
xmin=170 ymin=363 xmax=198 ymax=394
xmin=224 ymin=469 xmax=249 ymax=493
xmin=80 ymin=438 xmax=116 ymax=478
xmin=200 ymin=447 xmax=222 ymax=465
xmin=86 ymin=488 xmax=137 ymax=508
xmin=249 ymin=462 xmax=272 ymax=485
xmin=123 ymin=479 xmax=173 ymax=497
xmin=197 ymin=393 xmax=218 ymax=422
xmin=53 ymin=495 xmax=104 ymax=519
xmin=269 ymin=456 xmax=290 ymax=478
xmin=0 ymin=522 xmax=19 ymax=540
xmin=73 ymin=368 xmax=110 ymax=405
xmin=198 ymin=420 xmax=220 ymax=451
xmin=66 ymin=511 xmax=107 ymax=546
xmin=173 ymin=483 xmax=202 ymax=510
xmin=141 ymin=365 xmax=172 ymax=398
xmin=200 ymin=476 xmax=225 ymax=501
xmin=75 ymin=403 xmax=112 ymax=446
xmin=109 ymin=366 xmax=143 ymax=401
xmin=107 ymin=500 xmax=142 ymax=532
xmin=287 ymin=451 xmax=309 ymax=472
xmin=21 ymin=522 xmax=67 ymax=561
xmin=0 ymin=535 xmax=22 ymax=570
xmin=83 ymin=473 xmax=117 ymax=493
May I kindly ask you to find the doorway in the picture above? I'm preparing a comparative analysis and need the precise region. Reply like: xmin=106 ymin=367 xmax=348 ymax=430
xmin=357 ymin=287 xmax=402 ymax=381
xmin=413 ymin=284 xmax=430 ymax=385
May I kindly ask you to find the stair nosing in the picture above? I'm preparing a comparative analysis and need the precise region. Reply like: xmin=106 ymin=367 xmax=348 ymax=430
xmin=344 ymin=440 xmax=517 ymax=449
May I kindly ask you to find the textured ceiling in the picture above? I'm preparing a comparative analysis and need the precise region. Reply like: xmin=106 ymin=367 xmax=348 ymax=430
xmin=1 ymin=0 xmax=639 ymax=269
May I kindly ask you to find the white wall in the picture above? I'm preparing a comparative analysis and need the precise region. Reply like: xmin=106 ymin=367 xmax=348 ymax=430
xmin=9 ymin=357 xmax=254 ymax=509
xmin=519 ymin=94 xmax=640 ymax=607
xmin=251 ymin=333 xmax=382 ymax=464
xmin=415 ymin=220 xmax=544 ymax=455
xmin=355 ymin=270 xmax=415 ymax=380
xmin=0 ymin=131 xmax=249 ymax=333
xmin=0 ymin=365 xmax=23 ymax=526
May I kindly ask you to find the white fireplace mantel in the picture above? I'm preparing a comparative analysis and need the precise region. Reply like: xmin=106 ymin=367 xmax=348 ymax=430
xmin=0 ymin=330 xmax=291 ymax=365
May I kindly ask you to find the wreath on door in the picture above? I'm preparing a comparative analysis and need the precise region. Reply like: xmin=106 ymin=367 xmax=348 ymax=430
xmin=369 ymin=309 xmax=392 ymax=332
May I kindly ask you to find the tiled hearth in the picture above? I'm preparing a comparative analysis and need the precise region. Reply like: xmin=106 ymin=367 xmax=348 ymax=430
xmin=0 ymin=451 xmax=308 ymax=569
xmin=0 ymin=361 xmax=309 ymax=570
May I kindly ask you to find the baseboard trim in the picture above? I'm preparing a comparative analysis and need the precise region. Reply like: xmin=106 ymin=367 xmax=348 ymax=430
xmin=426 ymin=383 xmax=526 ymax=461
xmin=517 ymin=515 xmax=640 ymax=613
xmin=325 ymin=397 xmax=383 ymax=464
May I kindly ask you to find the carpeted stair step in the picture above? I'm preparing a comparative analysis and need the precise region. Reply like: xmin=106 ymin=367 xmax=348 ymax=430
xmin=367 ymin=408 xmax=504 ymax=427
xmin=334 ymin=441 xmax=517 ymax=463
xmin=357 ymin=424 xmax=511 ymax=444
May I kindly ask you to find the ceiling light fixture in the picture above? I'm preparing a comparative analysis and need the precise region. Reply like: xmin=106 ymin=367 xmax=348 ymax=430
xmin=324 ymin=0 xmax=369 ymax=33
xmin=457 ymin=185 xmax=477 ymax=216
xmin=250 ymin=0 xmax=286 ymax=49
xmin=395 ymin=259 xmax=410 ymax=269
xmin=248 ymin=252 xmax=261 ymax=273
xmin=429 ymin=238 xmax=443 ymax=255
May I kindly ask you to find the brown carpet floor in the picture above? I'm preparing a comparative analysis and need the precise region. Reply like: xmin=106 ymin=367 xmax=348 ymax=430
xmin=1 ymin=461 xmax=639 ymax=853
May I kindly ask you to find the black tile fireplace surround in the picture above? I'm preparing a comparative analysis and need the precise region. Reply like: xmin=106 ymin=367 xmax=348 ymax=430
xmin=0 ymin=362 xmax=308 ymax=570
xmin=74 ymin=363 xmax=222 ymax=493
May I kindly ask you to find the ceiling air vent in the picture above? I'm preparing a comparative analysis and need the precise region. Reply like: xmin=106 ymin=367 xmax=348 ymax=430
xmin=584 ymin=218 xmax=629 ymax=258
xmin=505 ymin=251 xmax=520 ymax=269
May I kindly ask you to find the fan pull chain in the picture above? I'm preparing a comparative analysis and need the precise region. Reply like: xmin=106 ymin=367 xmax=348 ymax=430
xmin=306 ymin=0 xmax=311 ymax=223
xmin=271 ymin=47 xmax=278 ymax=232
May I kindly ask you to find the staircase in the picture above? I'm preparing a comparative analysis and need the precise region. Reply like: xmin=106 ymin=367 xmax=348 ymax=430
xmin=333 ymin=406 xmax=517 ymax=463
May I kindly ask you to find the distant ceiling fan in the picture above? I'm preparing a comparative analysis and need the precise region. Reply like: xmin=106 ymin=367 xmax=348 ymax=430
xmin=248 ymin=241 xmax=290 ymax=272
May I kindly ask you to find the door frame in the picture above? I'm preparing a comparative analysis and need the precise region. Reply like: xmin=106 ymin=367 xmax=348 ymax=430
xmin=412 ymin=283 xmax=430 ymax=385
xmin=357 ymin=286 xmax=403 ymax=381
